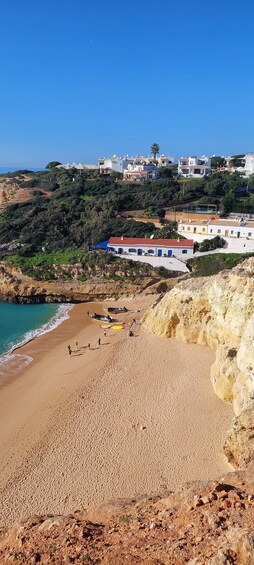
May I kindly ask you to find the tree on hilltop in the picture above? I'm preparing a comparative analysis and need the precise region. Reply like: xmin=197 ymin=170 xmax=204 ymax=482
xmin=229 ymin=155 xmax=245 ymax=168
xmin=46 ymin=161 xmax=62 ymax=170
xmin=151 ymin=143 xmax=160 ymax=161
xmin=211 ymin=156 xmax=226 ymax=169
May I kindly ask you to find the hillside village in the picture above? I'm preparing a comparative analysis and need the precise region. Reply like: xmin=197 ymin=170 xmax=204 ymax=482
xmin=0 ymin=148 xmax=254 ymax=278
xmin=58 ymin=150 xmax=254 ymax=180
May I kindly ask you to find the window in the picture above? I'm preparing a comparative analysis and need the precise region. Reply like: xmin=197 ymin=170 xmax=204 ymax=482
xmin=231 ymin=230 xmax=234 ymax=235
xmin=187 ymin=227 xmax=190 ymax=231
xmin=128 ymin=248 xmax=136 ymax=253
xmin=182 ymin=226 xmax=185 ymax=230
xmin=248 ymin=232 xmax=252 ymax=237
xmin=210 ymin=229 xmax=213 ymax=233
xmin=147 ymin=249 xmax=154 ymax=254
xmin=202 ymin=227 xmax=206 ymax=232
xmin=217 ymin=229 xmax=221 ymax=234
xmin=182 ymin=250 xmax=187 ymax=254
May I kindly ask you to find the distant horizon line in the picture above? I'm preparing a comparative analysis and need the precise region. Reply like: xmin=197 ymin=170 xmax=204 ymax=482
xmin=0 ymin=150 xmax=253 ymax=171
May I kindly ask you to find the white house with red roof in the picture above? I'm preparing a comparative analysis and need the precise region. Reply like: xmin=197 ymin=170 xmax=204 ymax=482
xmin=108 ymin=237 xmax=194 ymax=259
xmin=178 ymin=155 xmax=211 ymax=177
xmin=123 ymin=163 xmax=158 ymax=181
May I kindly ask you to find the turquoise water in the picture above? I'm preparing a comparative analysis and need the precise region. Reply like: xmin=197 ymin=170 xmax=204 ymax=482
xmin=0 ymin=302 xmax=60 ymax=355
xmin=0 ymin=302 xmax=72 ymax=381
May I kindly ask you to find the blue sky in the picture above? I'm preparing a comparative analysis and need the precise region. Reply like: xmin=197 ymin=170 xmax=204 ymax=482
xmin=0 ymin=0 xmax=253 ymax=167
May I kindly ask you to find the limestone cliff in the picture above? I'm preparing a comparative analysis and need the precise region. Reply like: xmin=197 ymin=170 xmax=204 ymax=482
xmin=0 ymin=261 xmax=181 ymax=303
xmin=0 ymin=260 xmax=254 ymax=563
xmin=143 ymin=258 xmax=254 ymax=468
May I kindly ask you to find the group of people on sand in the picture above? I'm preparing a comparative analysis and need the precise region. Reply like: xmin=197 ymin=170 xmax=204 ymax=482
xmin=67 ymin=330 xmax=107 ymax=356
xmin=67 ymin=308 xmax=141 ymax=355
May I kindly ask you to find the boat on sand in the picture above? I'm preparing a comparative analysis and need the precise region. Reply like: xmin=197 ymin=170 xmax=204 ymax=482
xmin=90 ymin=313 xmax=113 ymax=323
xmin=106 ymin=307 xmax=128 ymax=313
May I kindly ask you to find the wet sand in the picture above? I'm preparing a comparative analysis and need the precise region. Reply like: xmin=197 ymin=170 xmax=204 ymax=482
xmin=0 ymin=297 xmax=233 ymax=526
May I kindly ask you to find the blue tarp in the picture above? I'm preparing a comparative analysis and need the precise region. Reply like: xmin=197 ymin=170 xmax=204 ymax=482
xmin=91 ymin=240 xmax=109 ymax=250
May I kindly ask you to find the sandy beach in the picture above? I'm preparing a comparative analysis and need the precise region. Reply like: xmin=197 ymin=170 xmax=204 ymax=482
xmin=0 ymin=296 xmax=233 ymax=526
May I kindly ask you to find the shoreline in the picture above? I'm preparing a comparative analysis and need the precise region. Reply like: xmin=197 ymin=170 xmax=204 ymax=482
xmin=0 ymin=303 xmax=74 ymax=387
xmin=0 ymin=296 xmax=233 ymax=526
xmin=0 ymin=302 xmax=73 ymax=356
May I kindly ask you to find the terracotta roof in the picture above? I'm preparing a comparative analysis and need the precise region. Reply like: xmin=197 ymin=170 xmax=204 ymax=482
xmin=108 ymin=237 xmax=194 ymax=248
xmin=179 ymin=164 xmax=210 ymax=169
xmin=209 ymin=220 xmax=241 ymax=227
xmin=124 ymin=170 xmax=157 ymax=175
xmin=179 ymin=220 xmax=209 ymax=226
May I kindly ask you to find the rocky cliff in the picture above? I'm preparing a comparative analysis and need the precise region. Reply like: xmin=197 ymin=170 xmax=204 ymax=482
xmin=143 ymin=257 xmax=254 ymax=469
xmin=0 ymin=259 xmax=254 ymax=563
xmin=0 ymin=467 xmax=254 ymax=564
xmin=0 ymin=261 xmax=180 ymax=303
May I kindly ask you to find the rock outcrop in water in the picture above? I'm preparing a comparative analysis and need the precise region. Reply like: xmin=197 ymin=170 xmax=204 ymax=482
xmin=143 ymin=257 xmax=254 ymax=468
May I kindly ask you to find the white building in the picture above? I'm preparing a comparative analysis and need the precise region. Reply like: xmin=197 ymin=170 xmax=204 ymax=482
xmin=108 ymin=237 xmax=194 ymax=258
xmin=157 ymin=154 xmax=174 ymax=167
xmin=178 ymin=156 xmax=211 ymax=177
xmin=208 ymin=219 xmax=254 ymax=239
xmin=178 ymin=219 xmax=210 ymax=236
xmin=178 ymin=218 xmax=254 ymax=239
xmin=57 ymin=162 xmax=99 ymax=170
xmin=123 ymin=162 xmax=158 ymax=181
xmin=98 ymin=154 xmax=174 ymax=176
xmin=98 ymin=156 xmax=134 ymax=175
xmin=223 ymin=153 xmax=254 ymax=177
xmin=144 ymin=155 xmax=174 ymax=166
xmin=242 ymin=153 xmax=254 ymax=177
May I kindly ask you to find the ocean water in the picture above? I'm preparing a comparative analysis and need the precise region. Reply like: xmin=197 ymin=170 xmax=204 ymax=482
xmin=0 ymin=167 xmax=45 ymax=174
xmin=0 ymin=302 xmax=72 ymax=382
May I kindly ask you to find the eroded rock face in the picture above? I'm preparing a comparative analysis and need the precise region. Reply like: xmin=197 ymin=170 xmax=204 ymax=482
xmin=0 ymin=260 xmax=187 ymax=304
xmin=143 ymin=258 xmax=254 ymax=468
xmin=0 ymin=467 xmax=253 ymax=564
xmin=0 ymin=261 xmax=177 ymax=303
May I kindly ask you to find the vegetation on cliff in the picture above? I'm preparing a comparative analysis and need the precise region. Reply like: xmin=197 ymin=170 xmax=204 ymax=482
xmin=188 ymin=252 xmax=254 ymax=277
xmin=3 ymin=250 xmax=172 ymax=282
xmin=0 ymin=167 xmax=253 ymax=255
xmin=0 ymin=167 xmax=253 ymax=284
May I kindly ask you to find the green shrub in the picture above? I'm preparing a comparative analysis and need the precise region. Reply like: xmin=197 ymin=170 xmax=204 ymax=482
xmin=199 ymin=236 xmax=226 ymax=252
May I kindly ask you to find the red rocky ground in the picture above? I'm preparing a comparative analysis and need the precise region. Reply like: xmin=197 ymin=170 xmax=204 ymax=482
xmin=0 ymin=465 xmax=254 ymax=564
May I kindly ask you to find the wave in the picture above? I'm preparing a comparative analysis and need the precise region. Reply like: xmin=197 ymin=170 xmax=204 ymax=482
xmin=0 ymin=353 xmax=33 ymax=383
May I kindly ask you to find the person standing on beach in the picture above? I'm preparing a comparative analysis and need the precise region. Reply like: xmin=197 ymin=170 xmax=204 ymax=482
xmin=98 ymin=338 xmax=101 ymax=346
xmin=87 ymin=311 xmax=89 ymax=316
xmin=103 ymin=329 xmax=106 ymax=337
xmin=88 ymin=342 xmax=90 ymax=350
xmin=75 ymin=341 xmax=78 ymax=350
xmin=68 ymin=345 xmax=72 ymax=356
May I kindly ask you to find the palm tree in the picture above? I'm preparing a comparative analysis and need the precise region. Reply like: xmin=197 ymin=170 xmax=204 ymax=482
xmin=151 ymin=143 xmax=159 ymax=161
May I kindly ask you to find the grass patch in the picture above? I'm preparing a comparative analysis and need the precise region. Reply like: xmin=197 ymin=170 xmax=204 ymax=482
xmin=5 ymin=248 xmax=85 ymax=269
xmin=80 ymin=195 xmax=94 ymax=202
xmin=188 ymin=252 xmax=254 ymax=277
